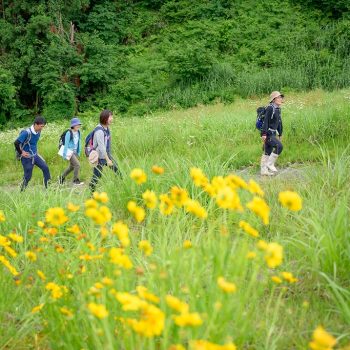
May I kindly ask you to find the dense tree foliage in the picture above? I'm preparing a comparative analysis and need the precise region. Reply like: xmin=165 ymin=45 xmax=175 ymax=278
xmin=0 ymin=0 xmax=349 ymax=122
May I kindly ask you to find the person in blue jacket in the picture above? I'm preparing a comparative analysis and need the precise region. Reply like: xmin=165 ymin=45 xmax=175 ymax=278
xmin=59 ymin=118 xmax=84 ymax=185
xmin=14 ymin=116 xmax=51 ymax=191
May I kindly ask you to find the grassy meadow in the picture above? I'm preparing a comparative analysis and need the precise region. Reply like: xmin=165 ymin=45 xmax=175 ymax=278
xmin=0 ymin=90 xmax=349 ymax=349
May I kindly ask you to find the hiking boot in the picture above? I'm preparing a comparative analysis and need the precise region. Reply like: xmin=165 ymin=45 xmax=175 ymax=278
xmin=260 ymin=155 xmax=274 ymax=176
xmin=73 ymin=179 xmax=84 ymax=185
xmin=267 ymin=152 xmax=279 ymax=172
xmin=58 ymin=175 xmax=65 ymax=185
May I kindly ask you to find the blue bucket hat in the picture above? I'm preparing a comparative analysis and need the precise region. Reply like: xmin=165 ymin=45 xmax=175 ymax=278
xmin=70 ymin=117 xmax=82 ymax=128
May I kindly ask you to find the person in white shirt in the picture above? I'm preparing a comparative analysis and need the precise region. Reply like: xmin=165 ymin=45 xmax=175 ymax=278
xmin=59 ymin=117 xmax=84 ymax=185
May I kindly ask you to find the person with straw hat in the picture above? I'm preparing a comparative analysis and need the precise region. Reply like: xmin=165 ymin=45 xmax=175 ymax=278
xmin=260 ymin=91 xmax=284 ymax=176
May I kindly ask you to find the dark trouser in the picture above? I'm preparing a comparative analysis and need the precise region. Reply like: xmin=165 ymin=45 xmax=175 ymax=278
xmin=21 ymin=154 xmax=51 ymax=191
xmin=61 ymin=154 xmax=80 ymax=181
xmin=89 ymin=155 xmax=121 ymax=193
xmin=264 ymin=135 xmax=283 ymax=156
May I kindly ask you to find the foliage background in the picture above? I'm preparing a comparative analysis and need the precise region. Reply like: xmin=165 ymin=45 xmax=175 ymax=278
xmin=0 ymin=0 xmax=349 ymax=124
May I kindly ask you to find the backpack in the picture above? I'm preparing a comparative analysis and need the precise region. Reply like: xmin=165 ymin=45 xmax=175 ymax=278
xmin=255 ymin=105 xmax=275 ymax=131
xmin=84 ymin=126 xmax=105 ymax=157
xmin=15 ymin=128 xmax=31 ymax=161
xmin=58 ymin=129 xmax=73 ymax=150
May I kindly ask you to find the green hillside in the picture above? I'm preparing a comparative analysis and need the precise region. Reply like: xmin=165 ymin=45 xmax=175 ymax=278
xmin=0 ymin=0 xmax=349 ymax=124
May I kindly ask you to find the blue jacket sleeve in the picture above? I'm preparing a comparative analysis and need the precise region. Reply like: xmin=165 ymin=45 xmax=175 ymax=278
xmin=17 ymin=130 xmax=28 ymax=144
xmin=77 ymin=131 xmax=81 ymax=156
xmin=62 ymin=131 xmax=71 ymax=159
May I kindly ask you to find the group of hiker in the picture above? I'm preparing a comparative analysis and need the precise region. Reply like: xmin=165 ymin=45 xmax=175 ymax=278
xmin=14 ymin=109 xmax=121 ymax=193
xmin=13 ymin=91 xmax=285 ymax=192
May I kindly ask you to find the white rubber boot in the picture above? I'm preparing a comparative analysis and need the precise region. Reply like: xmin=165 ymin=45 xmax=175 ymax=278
xmin=260 ymin=155 xmax=274 ymax=176
xmin=267 ymin=152 xmax=279 ymax=172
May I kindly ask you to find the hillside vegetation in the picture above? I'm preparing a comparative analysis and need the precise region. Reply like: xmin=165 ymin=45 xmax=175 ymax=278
xmin=1 ymin=0 xmax=350 ymax=124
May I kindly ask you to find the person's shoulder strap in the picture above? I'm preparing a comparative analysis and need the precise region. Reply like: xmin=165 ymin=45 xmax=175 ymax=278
xmin=25 ymin=128 xmax=32 ymax=143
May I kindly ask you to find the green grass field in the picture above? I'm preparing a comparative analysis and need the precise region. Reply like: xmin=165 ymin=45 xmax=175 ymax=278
xmin=0 ymin=90 xmax=349 ymax=349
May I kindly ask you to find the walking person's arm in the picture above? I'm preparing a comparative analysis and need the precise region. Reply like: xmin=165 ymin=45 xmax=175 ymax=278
xmin=95 ymin=130 xmax=113 ymax=166
xmin=261 ymin=106 xmax=273 ymax=141
xmin=77 ymin=131 xmax=81 ymax=157
xmin=14 ymin=131 xmax=30 ymax=158
xmin=63 ymin=131 xmax=71 ymax=159
xmin=278 ymin=117 xmax=283 ymax=140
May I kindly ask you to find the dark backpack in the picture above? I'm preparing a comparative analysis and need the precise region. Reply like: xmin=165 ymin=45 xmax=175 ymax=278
xmin=255 ymin=106 xmax=267 ymax=131
xmin=84 ymin=126 xmax=105 ymax=157
xmin=255 ymin=105 xmax=275 ymax=131
xmin=15 ymin=128 xmax=31 ymax=160
xmin=58 ymin=129 xmax=73 ymax=150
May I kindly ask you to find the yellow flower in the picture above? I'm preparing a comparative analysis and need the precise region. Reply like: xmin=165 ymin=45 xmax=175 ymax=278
xmin=183 ymin=240 xmax=192 ymax=249
xmin=0 ymin=235 xmax=17 ymax=258
xmin=46 ymin=282 xmax=64 ymax=299
xmin=136 ymin=286 xmax=160 ymax=304
xmin=86 ymin=242 xmax=96 ymax=251
xmin=112 ymin=221 xmax=130 ymax=247
xmin=127 ymin=201 xmax=146 ymax=223
xmin=264 ymin=242 xmax=283 ymax=269
xmin=217 ymin=277 xmax=237 ymax=293
xmin=225 ymin=174 xmax=248 ymax=190
xmin=25 ymin=251 xmax=37 ymax=262
xmin=109 ymin=248 xmax=133 ymax=269
xmin=185 ymin=199 xmax=208 ymax=219
xmin=281 ymin=272 xmax=298 ymax=283
xmin=85 ymin=206 xmax=112 ymax=226
xmin=191 ymin=340 xmax=237 ymax=350
xmin=246 ymin=251 xmax=257 ymax=259
xmin=216 ymin=187 xmax=243 ymax=211
xmin=309 ymin=326 xmax=337 ymax=350
xmin=60 ymin=306 xmax=74 ymax=318
xmin=170 ymin=186 xmax=189 ymax=207
xmin=165 ymin=295 xmax=189 ymax=314
xmin=201 ymin=183 xmax=215 ymax=197
xmin=7 ymin=233 xmax=24 ymax=243
xmin=0 ymin=234 xmax=11 ymax=247
xmin=271 ymin=276 xmax=283 ymax=284
xmin=67 ymin=202 xmax=80 ymax=212
xmin=169 ymin=345 xmax=186 ymax=350
xmin=126 ymin=303 xmax=165 ymax=337
xmin=159 ymin=194 xmax=174 ymax=216
xmin=98 ymin=226 xmax=108 ymax=238
xmin=130 ymin=168 xmax=147 ymax=185
xmin=0 ymin=255 xmax=19 ymax=276
xmin=31 ymin=303 xmax=44 ymax=314
xmin=101 ymin=277 xmax=113 ymax=286
xmin=257 ymin=239 xmax=268 ymax=250
xmin=37 ymin=270 xmax=46 ymax=281
xmin=85 ymin=198 xmax=98 ymax=209
xmin=87 ymin=302 xmax=109 ymax=319
xmin=190 ymin=167 xmax=208 ymax=187
xmin=248 ymin=179 xmax=264 ymax=197
xmin=142 ymin=190 xmax=158 ymax=209
xmin=173 ymin=312 xmax=203 ymax=327
xmin=45 ymin=207 xmax=68 ymax=227
xmin=93 ymin=191 xmax=109 ymax=203
xmin=67 ymin=224 xmax=81 ymax=235
xmin=279 ymin=191 xmax=302 ymax=211
xmin=151 ymin=165 xmax=165 ymax=175
xmin=239 ymin=220 xmax=259 ymax=238
xmin=138 ymin=240 xmax=153 ymax=256
xmin=0 ymin=210 xmax=5 ymax=222
xmin=44 ymin=227 xmax=58 ymax=236
xmin=115 ymin=292 xmax=145 ymax=311
xmin=37 ymin=221 xmax=45 ymax=228
xmin=246 ymin=197 xmax=270 ymax=225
